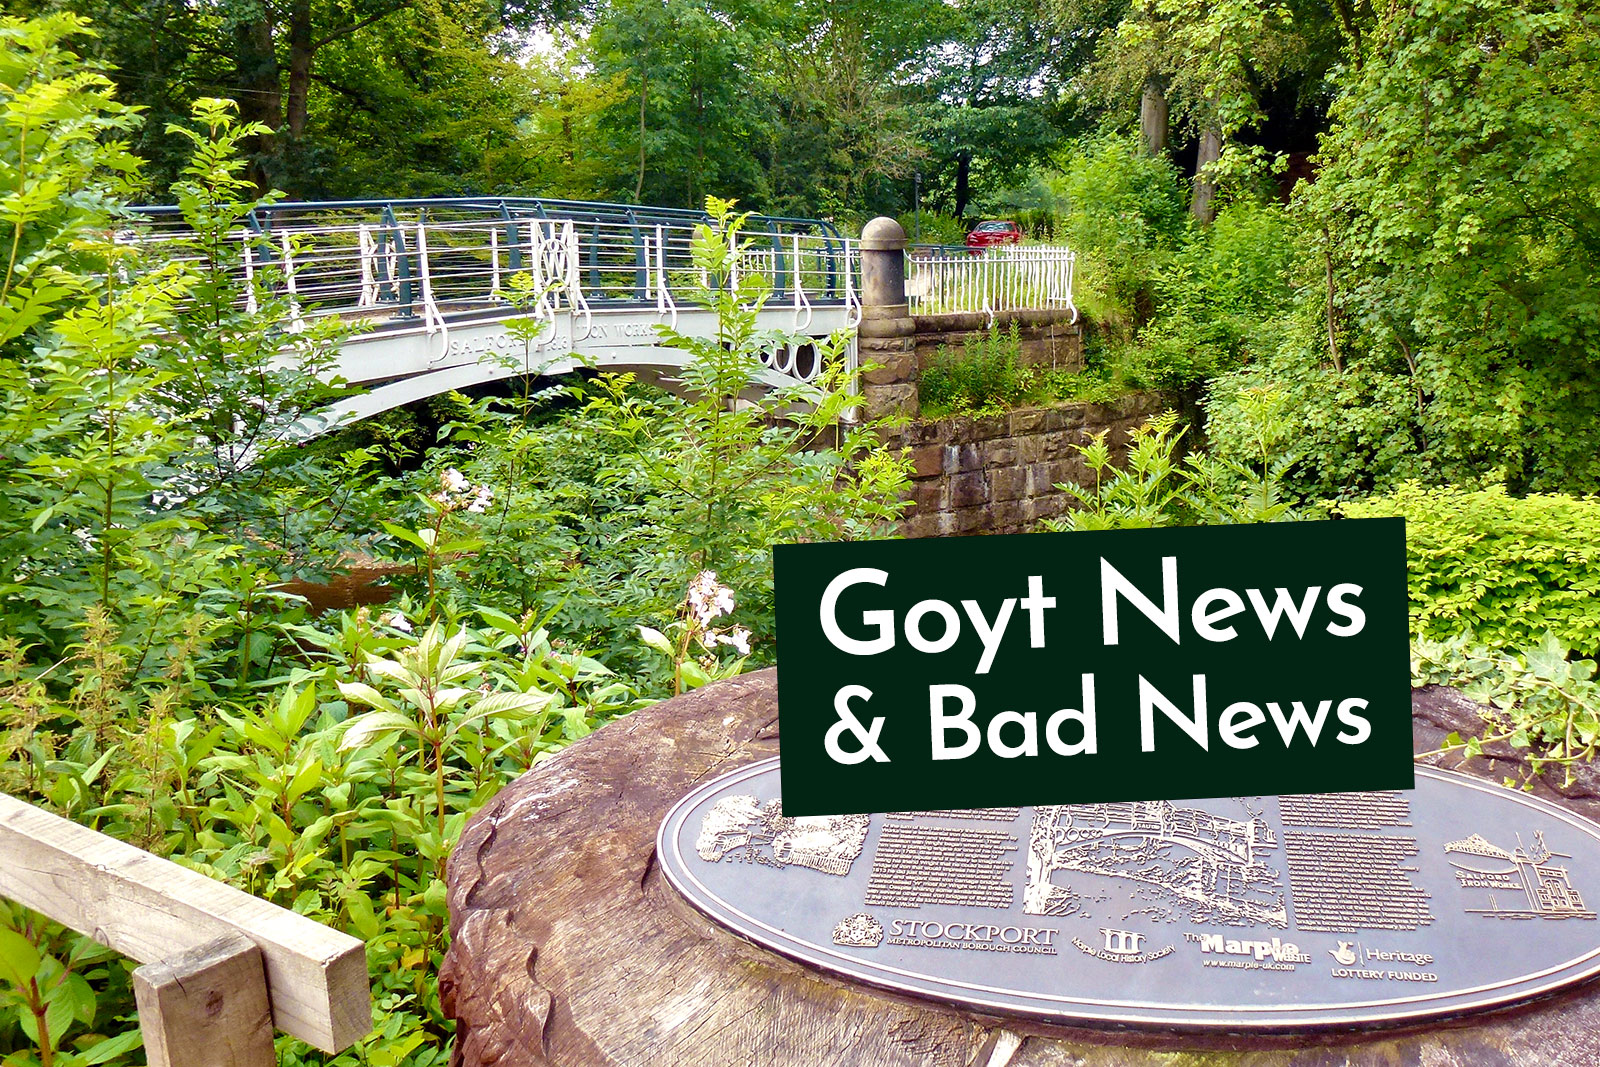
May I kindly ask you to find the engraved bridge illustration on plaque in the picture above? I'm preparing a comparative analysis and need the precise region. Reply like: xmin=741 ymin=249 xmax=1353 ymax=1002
xmin=657 ymin=759 xmax=1600 ymax=1030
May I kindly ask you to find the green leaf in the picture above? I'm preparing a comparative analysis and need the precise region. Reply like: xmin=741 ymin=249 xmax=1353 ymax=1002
xmin=78 ymin=1028 xmax=144 ymax=1064
xmin=336 ymin=682 xmax=400 ymax=714
xmin=0 ymin=929 xmax=40 ymax=989
xmin=41 ymin=985 xmax=77 ymax=1045
xmin=467 ymin=691 xmax=555 ymax=718
xmin=380 ymin=521 xmax=431 ymax=551
xmin=344 ymin=890 xmax=382 ymax=941
xmin=638 ymin=626 xmax=674 ymax=656
xmin=476 ymin=606 xmax=525 ymax=636
xmin=286 ymin=759 xmax=324 ymax=804
xmin=679 ymin=659 xmax=713 ymax=690
xmin=339 ymin=711 xmax=418 ymax=752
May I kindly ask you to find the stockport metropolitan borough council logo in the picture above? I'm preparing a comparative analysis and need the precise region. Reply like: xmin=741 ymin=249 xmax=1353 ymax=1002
xmin=832 ymin=913 xmax=885 ymax=948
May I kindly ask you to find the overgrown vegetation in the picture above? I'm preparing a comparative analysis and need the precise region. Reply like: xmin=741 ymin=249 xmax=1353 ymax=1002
xmin=1413 ymin=634 xmax=1600 ymax=789
xmin=1039 ymin=389 xmax=1300 ymax=532
xmin=0 ymin=21 xmax=907 ymax=1065
xmin=917 ymin=324 xmax=1128 ymax=418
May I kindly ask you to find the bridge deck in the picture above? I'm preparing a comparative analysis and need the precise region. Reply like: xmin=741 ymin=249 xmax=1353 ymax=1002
xmin=122 ymin=197 xmax=1073 ymax=429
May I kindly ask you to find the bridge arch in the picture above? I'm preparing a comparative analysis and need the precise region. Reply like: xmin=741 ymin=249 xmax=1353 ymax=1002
xmin=131 ymin=197 xmax=863 ymax=433
xmin=127 ymin=197 xmax=1077 ymax=437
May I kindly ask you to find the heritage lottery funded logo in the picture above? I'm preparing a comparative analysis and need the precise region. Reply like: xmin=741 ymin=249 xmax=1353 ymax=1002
xmin=772 ymin=518 xmax=1411 ymax=817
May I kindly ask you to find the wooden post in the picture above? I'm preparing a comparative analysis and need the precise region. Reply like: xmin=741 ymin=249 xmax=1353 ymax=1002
xmin=0 ymin=793 xmax=371 ymax=1053
xmin=134 ymin=934 xmax=276 ymax=1067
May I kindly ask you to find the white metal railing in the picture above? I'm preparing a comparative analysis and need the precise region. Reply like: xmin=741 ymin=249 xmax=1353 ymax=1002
xmin=907 ymin=244 xmax=1077 ymax=324
xmin=124 ymin=204 xmax=861 ymax=382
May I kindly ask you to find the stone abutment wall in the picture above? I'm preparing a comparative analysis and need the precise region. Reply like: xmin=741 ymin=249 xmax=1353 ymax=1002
xmin=892 ymin=393 xmax=1165 ymax=539
xmin=851 ymin=218 xmax=1158 ymax=537
xmin=913 ymin=309 xmax=1085 ymax=375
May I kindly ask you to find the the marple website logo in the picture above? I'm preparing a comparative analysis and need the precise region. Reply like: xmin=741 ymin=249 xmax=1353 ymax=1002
xmin=774 ymin=520 xmax=1411 ymax=816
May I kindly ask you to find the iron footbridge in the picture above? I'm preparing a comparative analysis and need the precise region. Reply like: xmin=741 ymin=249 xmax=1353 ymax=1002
xmin=128 ymin=197 xmax=863 ymax=428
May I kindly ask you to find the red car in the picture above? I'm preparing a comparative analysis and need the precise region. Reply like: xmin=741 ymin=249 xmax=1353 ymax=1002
xmin=966 ymin=219 xmax=1023 ymax=251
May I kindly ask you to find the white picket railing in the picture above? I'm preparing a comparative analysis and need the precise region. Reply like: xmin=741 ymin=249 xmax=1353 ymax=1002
xmin=124 ymin=201 xmax=863 ymax=383
xmin=907 ymin=244 xmax=1077 ymax=323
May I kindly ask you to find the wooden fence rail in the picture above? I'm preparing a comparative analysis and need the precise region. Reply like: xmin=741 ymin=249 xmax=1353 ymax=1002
xmin=0 ymin=792 xmax=372 ymax=1067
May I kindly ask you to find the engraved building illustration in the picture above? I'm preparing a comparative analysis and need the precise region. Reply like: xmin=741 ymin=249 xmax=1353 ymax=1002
xmin=1445 ymin=830 xmax=1597 ymax=920
xmin=697 ymin=795 xmax=871 ymax=876
xmin=1025 ymin=800 xmax=1286 ymax=926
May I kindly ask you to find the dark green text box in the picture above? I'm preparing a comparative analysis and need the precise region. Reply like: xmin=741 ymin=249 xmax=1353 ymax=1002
xmin=774 ymin=519 xmax=1411 ymax=816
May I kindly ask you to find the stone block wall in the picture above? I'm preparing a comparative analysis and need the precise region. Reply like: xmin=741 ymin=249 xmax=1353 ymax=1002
xmin=913 ymin=309 xmax=1084 ymax=375
xmin=894 ymin=392 xmax=1165 ymax=538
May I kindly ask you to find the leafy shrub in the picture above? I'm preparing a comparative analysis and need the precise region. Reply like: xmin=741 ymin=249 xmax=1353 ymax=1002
xmin=1204 ymin=354 xmax=1435 ymax=501
xmin=899 ymin=210 xmax=967 ymax=247
xmin=1040 ymin=388 xmax=1301 ymax=532
xmin=1414 ymin=632 xmax=1600 ymax=788
xmin=920 ymin=325 xmax=1032 ymax=415
xmin=1039 ymin=369 xmax=1133 ymax=406
xmin=1338 ymin=484 xmax=1600 ymax=657
xmin=1301 ymin=0 xmax=1600 ymax=495
xmin=1120 ymin=201 xmax=1294 ymax=394
xmin=1045 ymin=135 xmax=1187 ymax=330
xmin=917 ymin=325 xmax=1134 ymax=418
xmin=1 ymin=603 xmax=642 ymax=1067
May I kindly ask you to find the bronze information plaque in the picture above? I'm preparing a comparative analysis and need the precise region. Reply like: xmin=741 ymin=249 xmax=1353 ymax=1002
xmin=657 ymin=759 xmax=1600 ymax=1030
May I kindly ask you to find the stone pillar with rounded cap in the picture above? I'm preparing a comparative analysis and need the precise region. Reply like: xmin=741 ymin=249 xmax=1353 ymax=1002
xmin=856 ymin=217 xmax=918 ymax=420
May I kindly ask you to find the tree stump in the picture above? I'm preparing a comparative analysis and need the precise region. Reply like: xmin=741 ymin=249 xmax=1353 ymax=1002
xmin=441 ymin=670 xmax=1600 ymax=1066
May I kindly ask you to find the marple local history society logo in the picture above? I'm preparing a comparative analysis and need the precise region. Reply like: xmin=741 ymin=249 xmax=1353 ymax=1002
xmin=1071 ymin=928 xmax=1175 ymax=964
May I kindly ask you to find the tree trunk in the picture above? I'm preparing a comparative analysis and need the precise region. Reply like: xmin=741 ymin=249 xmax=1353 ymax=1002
xmin=1139 ymin=77 xmax=1169 ymax=156
xmin=233 ymin=16 xmax=282 ymax=192
xmin=635 ymin=66 xmax=648 ymax=202
xmin=285 ymin=0 xmax=314 ymax=140
xmin=1328 ymin=0 xmax=1365 ymax=64
xmin=954 ymin=150 xmax=971 ymax=219
xmin=1191 ymin=125 xmax=1223 ymax=224
xmin=692 ymin=80 xmax=705 ymax=208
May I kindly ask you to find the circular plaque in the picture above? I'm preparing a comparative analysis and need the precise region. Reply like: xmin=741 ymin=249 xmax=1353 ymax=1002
xmin=657 ymin=760 xmax=1600 ymax=1030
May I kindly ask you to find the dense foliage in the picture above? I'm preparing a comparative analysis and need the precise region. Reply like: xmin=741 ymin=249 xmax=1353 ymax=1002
xmin=1300 ymin=0 xmax=1600 ymax=494
xmin=9 ymin=0 xmax=1070 ymax=222
xmin=1414 ymin=633 xmax=1600 ymax=789
xmin=1339 ymin=486 xmax=1600 ymax=659
xmin=8 ymin=0 xmax=1600 ymax=1059
xmin=393 ymin=201 xmax=911 ymax=685
xmin=0 ymin=19 xmax=908 ymax=1065
xmin=918 ymin=324 xmax=1128 ymax=417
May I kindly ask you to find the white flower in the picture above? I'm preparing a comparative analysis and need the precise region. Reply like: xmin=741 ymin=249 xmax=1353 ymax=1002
xmin=383 ymin=612 xmax=413 ymax=634
xmin=441 ymin=468 xmax=469 ymax=493
xmin=687 ymin=570 xmax=736 ymax=625
xmin=467 ymin=485 xmax=493 ymax=514
xmin=719 ymin=626 xmax=752 ymax=656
